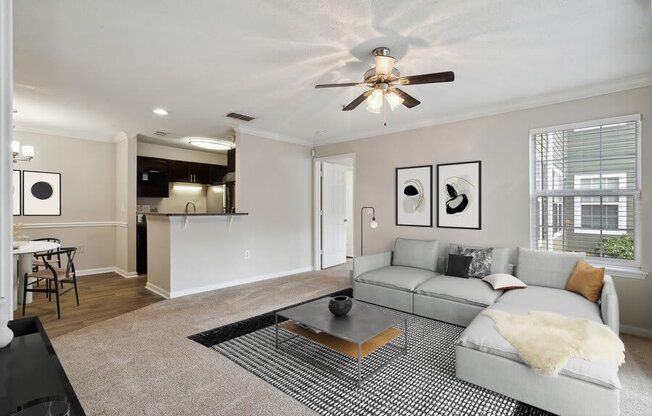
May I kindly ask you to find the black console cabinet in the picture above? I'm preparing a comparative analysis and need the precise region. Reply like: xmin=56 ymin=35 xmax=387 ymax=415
xmin=0 ymin=317 xmax=85 ymax=415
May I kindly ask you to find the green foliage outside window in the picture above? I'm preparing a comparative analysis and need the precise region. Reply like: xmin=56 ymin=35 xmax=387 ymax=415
xmin=594 ymin=234 xmax=634 ymax=260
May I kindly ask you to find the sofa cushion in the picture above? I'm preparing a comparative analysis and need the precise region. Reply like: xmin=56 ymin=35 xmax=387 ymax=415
xmin=567 ymin=260 xmax=605 ymax=303
xmin=457 ymin=303 xmax=621 ymax=389
xmin=393 ymin=238 xmax=439 ymax=272
xmin=415 ymin=276 xmax=503 ymax=307
xmin=497 ymin=285 xmax=602 ymax=323
xmin=355 ymin=266 xmax=436 ymax=292
xmin=515 ymin=248 xmax=585 ymax=289
xmin=446 ymin=254 xmax=473 ymax=278
xmin=451 ymin=244 xmax=512 ymax=274
xmin=459 ymin=247 xmax=493 ymax=278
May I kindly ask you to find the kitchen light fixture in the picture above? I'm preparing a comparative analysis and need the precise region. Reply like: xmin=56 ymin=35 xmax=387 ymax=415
xmin=12 ymin=140 xmax=34 ymax=163
xmin=153 ymin=108 xmax=168 ymax=116
xmin=173 ymin=183 xmax=203 ymax=192
xmin=188 ymin=137 xmax=234 ymax=151
xmin=360 ymin=206 xmax=378 ymax=256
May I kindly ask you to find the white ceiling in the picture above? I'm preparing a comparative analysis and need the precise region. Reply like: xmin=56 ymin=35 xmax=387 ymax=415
xmin=13 ymin=0 xmax=652 ymax=146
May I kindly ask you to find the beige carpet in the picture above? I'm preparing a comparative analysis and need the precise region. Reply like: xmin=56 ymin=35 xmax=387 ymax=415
xmin=50 ymin=264 xmax=652 ymax=416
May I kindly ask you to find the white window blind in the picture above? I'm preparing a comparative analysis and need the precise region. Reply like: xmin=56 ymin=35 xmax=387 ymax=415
xmin=530 ymin=115 xmax=641 ymax=266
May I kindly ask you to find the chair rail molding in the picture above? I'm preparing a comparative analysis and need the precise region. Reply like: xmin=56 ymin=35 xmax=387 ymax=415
xmin=20 ymin=221 xmax=128 ymax=229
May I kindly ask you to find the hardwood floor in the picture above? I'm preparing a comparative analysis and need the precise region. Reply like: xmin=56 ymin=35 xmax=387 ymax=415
xmin=19 ymin=272 xmax=164 ymax=339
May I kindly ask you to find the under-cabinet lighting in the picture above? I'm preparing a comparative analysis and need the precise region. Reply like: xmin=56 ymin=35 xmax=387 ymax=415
xmin=173 ymin=183 xmax=203 ymax=192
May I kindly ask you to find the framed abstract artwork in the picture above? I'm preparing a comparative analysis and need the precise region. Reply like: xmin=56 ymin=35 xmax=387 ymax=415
xmin=22 ymin=170 xmax=61 ymax=216
xmin=13 ymin=169 xmax=21 ymax=216
xmin=437 ymin=161 xmax=481 ymax=229
xmin=396 ymin=165 xmax=432 ymax=227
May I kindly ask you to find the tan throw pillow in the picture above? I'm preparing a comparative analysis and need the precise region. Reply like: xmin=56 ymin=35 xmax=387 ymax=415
xmin=482 ymin=273 xmax=527 ymax=290
xmin=566 ymin=260 xmax=605 ymax=303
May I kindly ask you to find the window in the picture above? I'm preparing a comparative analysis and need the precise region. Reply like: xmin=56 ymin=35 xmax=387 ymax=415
xmin=530 ymin=115 xmax=641 ymax=267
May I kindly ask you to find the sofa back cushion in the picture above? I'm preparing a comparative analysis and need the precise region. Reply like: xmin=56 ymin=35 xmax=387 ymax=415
xmin=393 ymin=238 xmax=439 ymax=272
xmin=515 ymin=248 xmax=585 ymax=289
xmin=450 ymin=244 xmax=512 ymax=274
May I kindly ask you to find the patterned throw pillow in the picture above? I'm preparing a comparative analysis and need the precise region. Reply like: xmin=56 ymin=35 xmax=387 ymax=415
xmin=458 ymin=247 xmax=494 ymax=278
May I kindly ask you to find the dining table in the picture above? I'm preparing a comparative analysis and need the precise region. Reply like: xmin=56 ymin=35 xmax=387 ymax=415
xmin=12 ymin=240 xmax=61 ymax=311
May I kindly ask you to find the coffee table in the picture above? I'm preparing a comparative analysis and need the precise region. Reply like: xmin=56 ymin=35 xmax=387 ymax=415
xmin=274 ymin=297 xmax=408 ymax=387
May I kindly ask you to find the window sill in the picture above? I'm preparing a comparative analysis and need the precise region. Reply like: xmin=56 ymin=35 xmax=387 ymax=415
xmin=589 ymin=263 xmax=648 ymax=279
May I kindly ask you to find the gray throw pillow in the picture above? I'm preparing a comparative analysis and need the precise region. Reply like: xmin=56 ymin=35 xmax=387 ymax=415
xmin=459 ymin=247 xmax=493 ymax=278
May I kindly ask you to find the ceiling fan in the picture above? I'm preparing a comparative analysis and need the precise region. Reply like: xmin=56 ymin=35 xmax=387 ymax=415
xmin=315 ymin=47 xmax=454 ymax=114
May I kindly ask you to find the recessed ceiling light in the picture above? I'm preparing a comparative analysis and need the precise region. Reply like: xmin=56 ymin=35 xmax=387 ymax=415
xmin=153 ymin=108 xmax=168 ymax=116
xmin=188 ymin=137 xmax=234 ymax=151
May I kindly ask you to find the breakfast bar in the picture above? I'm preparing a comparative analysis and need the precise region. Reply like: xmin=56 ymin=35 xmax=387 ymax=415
xmin=145 ymin=212 xmax=253 ymax=299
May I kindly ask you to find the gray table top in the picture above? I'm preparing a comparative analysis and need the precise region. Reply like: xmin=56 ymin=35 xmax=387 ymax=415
xmin=277 ymin=297 xmax=404 ymax=345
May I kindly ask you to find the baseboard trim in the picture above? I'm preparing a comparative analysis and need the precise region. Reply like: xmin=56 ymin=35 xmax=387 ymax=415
xmin=75 ymin=266 xmax=138 ymax=278
xmin=114 ymin=267 xmax=138 ymax=278
xmin=620 ymin=324 xmax=652 ymax=339
xmin=75 ymin=267 xmax=116 ymax=277
xmin=145 ymin=282 xmax=170 ymax=299
xmin=168 ymin=266 xmax=314 ymax=299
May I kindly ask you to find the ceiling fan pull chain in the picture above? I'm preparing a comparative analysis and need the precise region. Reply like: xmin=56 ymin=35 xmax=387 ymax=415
xmin=383 ymin=97 xmax=387 ymax=127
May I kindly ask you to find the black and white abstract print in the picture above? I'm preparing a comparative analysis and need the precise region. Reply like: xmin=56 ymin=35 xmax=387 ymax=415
xmin=22 ymin=171 xmax=61 ymax=216
xmin=437 ymin=161 xmax=481 ymax=229
xmin=396 ymin=165 xmax=432 ymax=227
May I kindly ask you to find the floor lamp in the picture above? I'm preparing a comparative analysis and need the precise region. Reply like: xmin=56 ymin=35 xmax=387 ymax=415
xmin=360 ymin=206 xmax=378 ymax=256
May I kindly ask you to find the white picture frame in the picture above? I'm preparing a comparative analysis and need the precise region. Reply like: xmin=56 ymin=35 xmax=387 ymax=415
xmin=22 ymin=170 xmax=61 ymax=216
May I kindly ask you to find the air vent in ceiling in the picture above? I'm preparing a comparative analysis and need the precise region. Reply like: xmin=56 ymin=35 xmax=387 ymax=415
xmin=153 ymin=131 xmax=170 ymax=136
xmin=226 ymin=112 xmax=255 ymax=122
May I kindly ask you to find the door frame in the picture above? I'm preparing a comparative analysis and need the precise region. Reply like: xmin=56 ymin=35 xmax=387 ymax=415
xmin=313 ymin=153 xmax=355 ymax=271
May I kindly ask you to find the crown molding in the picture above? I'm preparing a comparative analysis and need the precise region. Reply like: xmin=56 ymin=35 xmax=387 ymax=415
xmin=13 ymin=124 xmax=126 ymax=143
xmin=313 ymin=73 xmax=652 ymax=146
xmin=235 ymin=125 xmax=313 ymax=147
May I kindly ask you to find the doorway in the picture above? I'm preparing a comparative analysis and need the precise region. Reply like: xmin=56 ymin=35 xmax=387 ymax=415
xmin=314 ymin=154 xmax=355 ymax=270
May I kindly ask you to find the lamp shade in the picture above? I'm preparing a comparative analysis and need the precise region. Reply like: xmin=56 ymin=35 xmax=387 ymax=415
xmin=370 ymin=218 xmax=378 ymax=229
xmin=12 ymin=140 xmax=20 ymax=153
xmin=22 ymin=145 xmax=34 ymax=158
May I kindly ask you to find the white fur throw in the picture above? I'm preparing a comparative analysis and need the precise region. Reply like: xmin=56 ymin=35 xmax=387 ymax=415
xmin=483 ymin=309 xmax=625 ymax=376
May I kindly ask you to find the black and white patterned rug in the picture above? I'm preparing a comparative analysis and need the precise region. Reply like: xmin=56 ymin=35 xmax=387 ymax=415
xmin=190 ymin=290 xmax=551 ymax=416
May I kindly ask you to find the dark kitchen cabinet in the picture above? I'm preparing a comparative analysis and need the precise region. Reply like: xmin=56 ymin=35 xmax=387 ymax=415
xmin=137 ymin=157 xmax=169 ymax=197
xmin=170 ymin=161 xmax=214 ymax=184
xmin=137 ymin=224 xmax=147 ymax=275
xmin=194 ymin=163 xmax=212 ymax=184
xmin=170 ymin=160 xmax=192 ymax=183
xmin=210 ymin=164 xmax=227 ymax=184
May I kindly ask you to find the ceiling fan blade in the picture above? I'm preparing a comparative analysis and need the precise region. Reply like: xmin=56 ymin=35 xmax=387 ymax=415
xmin=393 ymin=88 xmax=421 ymax=108
xmin=342 ymin=90 xmax=373 ymax=111
xmin=398 ymin=71 xmax=455 ymax=85
xmin=315 ymin=82 xmax=365 ymax=89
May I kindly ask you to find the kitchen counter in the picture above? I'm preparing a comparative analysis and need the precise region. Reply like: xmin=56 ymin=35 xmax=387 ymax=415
xmin=145 ymin=212 xmax=248 ymax=216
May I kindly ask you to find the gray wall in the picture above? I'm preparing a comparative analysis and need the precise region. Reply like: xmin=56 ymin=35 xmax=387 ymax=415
xmin=315 ymin=86 xmax=652 ymax=333
xmin=236 ymin=131 xmax=313 ymax=275
xmin=13 ymin=131 xmax=118 ymax=271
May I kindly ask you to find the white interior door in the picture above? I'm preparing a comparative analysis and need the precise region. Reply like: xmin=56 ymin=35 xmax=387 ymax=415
xmin=322 ymin=162 xmax=347 ymax=268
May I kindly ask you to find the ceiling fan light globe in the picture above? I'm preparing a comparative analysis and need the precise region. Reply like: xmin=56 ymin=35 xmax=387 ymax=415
xmin=365 ymin=89 xmax=384 ymax=113
xmin=385 ymin=91 xmax=404 ymax=111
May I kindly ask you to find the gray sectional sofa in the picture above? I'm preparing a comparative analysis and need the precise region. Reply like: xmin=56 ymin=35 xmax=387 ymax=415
xmin=352 ymin=238 xmax=621 ymax=416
